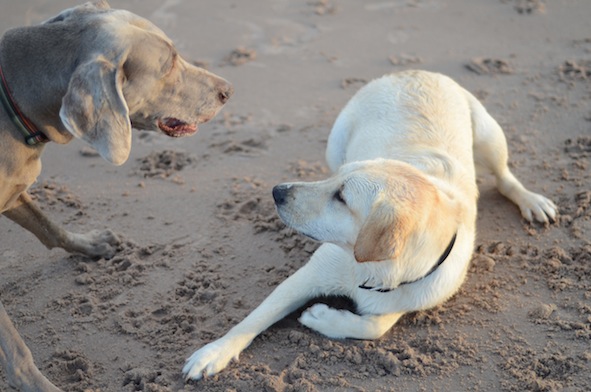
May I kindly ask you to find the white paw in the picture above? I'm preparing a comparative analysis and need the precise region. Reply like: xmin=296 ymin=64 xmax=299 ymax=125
xmin=299 ymin=303 xmax=349 ymax=339
xmin=72 ymin=229 xmax=120 ymax=259
xmin=183 ymin=338 xmax=242 ymax=381
xmin=517 ymin=191 xmax=558 ymax=224
xmin=87 ymin=229 xmax=121 ymax=258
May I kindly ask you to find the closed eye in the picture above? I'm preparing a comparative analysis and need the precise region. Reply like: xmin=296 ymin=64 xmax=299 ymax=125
xmin=334 ymin=187 xmax=346 ymax=204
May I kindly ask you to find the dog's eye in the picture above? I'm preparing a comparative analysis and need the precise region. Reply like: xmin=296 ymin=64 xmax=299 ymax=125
xmin=334 ymin=189 xmax=346 ymax=204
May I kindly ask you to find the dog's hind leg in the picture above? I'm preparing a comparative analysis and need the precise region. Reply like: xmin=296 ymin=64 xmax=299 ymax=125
xmin=0 ymin=302 xmax=62 ymax=392
xmin=299 ymin=304 xmax=402 ymax=339
xmin=466 ymin=92 xmax=557 ymax=223
xmin=3 ymin=192 xmax=120 ymax=259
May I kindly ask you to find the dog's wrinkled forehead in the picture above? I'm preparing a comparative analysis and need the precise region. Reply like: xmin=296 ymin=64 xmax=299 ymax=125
xmin=334 ymin=162 xmax=384 ymax=213
xmin=339 ymin=169 xmax=381 ymax=197
xmin=338 ymin=158 xmax=391 ymax=176
xmin=337 ymin=160 xmax=388 ymax=192
xmin=337 ymin=159 xmax=434 ymax=208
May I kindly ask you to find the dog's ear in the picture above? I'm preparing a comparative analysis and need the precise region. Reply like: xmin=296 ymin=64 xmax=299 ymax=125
xmin=354 ymin=200 xmax=412 ymax=263
xmin=60 ymin=55 xmax=131 ymax=166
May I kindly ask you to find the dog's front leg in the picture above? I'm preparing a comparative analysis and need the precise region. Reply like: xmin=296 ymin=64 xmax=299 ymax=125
xmin=0 ymin=302 xmax=63 ymax=392
xmin=3 ymin=192 xmax=120 ymax=259
xmin=183 ymin=260 xmax=327 ymax=380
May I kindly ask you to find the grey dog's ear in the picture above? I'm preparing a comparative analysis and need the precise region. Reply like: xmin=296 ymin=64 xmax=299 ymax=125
xmin=60 ymin=55 xmax=131 ymax=165
xmin=354 ymin=200 xmax=412 ymax=263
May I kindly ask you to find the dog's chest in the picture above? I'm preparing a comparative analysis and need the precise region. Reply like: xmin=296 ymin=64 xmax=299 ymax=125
xmin=1 ymin=183 xmax=28 ymax=211
xmin=0 ymin=145 xmax=42 ymax=211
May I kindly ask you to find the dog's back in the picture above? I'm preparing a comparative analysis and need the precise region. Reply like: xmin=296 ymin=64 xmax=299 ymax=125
xmin=326 ymin=71 xmax=477 ymax=188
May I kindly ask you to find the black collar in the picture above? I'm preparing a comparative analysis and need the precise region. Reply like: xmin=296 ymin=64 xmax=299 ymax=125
xmin=0 ymin=62 xmax=49 ymax=145
xmin=359 ymin=233 xmax=457 ymax=293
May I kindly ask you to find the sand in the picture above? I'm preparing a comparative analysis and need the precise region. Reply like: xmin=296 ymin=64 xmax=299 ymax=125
xmin=0 ymin=0 xmax=590 ymax=391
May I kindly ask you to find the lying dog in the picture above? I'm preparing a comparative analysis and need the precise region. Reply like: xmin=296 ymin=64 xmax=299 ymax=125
xmin=183 ymin=70 xmax=556 ymax=380
xmin=0 ymin=1 xmax=232 ymax=391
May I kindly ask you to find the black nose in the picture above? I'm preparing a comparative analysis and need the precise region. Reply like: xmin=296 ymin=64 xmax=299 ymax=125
xmin=272 ymin=184 xmax=291 ymax=206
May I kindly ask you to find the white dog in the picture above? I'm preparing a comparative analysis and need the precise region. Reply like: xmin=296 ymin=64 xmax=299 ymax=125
xmin=183 ymin=70 xmax=557 ymax=380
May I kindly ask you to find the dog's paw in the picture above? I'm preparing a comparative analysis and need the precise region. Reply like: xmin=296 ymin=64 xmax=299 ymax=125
xmin=299 ymin=303 xmax=350 ymax=339
xmin=517 ymin=191 xmax=558 ymax=224
xmin=71 ymin=229 xmax=121 ymax=259
xmin=183 ymin=338 xmax=242 ymax=381
xmin=84 ymin=229 xmax=121 ymax=258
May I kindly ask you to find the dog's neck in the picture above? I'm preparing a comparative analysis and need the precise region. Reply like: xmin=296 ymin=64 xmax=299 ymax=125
xmin=0 ymin=62 xmax=49 ymax=146
xmin=359 ymin=232 xmax=457 ymax=292
xmin=0 ymin=30 xmax=76 ymax=145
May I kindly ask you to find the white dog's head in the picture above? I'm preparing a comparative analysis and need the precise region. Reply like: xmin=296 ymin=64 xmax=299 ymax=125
xmin=273 ymin=159 xmax=461 ymax=267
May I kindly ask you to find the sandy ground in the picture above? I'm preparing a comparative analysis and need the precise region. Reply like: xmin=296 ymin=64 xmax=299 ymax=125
xmin=1 ymin=0 xmax=590 ymax=391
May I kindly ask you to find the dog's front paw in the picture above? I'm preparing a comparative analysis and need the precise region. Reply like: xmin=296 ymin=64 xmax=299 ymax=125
xmin=517 ymin=191 xmax=558 ymax=224
xmin=299 ymin=303 xmax=350 ymax=339
xmin=183 ymin=338 xmax=243 ymax=381
xmin=69 ymin=229 xmax=121 ymax=259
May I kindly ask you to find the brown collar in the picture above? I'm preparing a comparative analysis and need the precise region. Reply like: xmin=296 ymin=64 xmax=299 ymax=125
xmin=0 ymin=62 xmax=49 ymax=145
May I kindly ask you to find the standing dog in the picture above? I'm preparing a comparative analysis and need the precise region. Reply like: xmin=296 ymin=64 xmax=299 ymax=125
xmin=183 ymin=70 xmax=556 ymax=380
xmin=0 ymin=2 xmax=232 ymax=391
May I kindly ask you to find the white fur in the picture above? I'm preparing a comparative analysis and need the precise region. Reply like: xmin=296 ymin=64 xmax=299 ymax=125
xmin=183 ymin=70 xmax=557 ymax=380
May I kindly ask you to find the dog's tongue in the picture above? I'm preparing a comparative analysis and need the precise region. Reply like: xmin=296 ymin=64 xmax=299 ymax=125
xmin=158 ymin=117 xmax=197 ymax=137
xmin=165 ymin=118 xmax=185 ymax=129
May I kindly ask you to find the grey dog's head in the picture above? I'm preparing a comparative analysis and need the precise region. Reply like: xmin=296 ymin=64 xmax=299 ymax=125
xmin=56 ymin=1 xmax=233 ymax=164
xmin=6 ymin=1 xmax=232 ymax=164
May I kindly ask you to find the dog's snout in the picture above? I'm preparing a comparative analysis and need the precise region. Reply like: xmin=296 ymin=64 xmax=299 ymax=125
xmin=272 ymin=184 xmax=291 ymax=206
xmin=217 ymin=81 xmax=234 ymax=104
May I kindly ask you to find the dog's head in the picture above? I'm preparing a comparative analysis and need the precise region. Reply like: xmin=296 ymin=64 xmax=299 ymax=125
xmin=41 ymin=1 xmax=233 ymax=164
xmin=273 ymin=159 xmax=461 ymax=267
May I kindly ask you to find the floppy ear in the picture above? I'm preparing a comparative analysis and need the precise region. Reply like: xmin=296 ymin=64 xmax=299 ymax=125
xmin=354 ymin=200 xmax=412 ymax=263
xmin=60 ymin=55 xmax=131 ymax=165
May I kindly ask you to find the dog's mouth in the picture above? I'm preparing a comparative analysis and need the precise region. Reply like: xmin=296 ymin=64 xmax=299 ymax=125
xmin=157 ymin=117 xmax=198 ymax=137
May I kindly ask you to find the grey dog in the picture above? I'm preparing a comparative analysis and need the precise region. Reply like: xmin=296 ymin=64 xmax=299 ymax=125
xmin=0 ymin=2 xmax=232 ymax=390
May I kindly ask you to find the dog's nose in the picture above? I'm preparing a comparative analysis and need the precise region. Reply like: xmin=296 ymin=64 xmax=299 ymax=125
xmin=272 ymin=184 xmax=291 ymax=206
xmin=217 ymin=81 xmax=234 ymax=104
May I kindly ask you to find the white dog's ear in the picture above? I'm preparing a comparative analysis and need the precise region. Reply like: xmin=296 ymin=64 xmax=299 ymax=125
xmin=354 ymin=200 xmax=412 ymax=263
xmin=60 ymin=55 xmax=131 ymax=166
